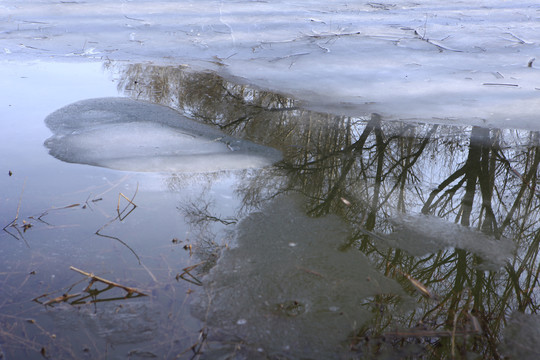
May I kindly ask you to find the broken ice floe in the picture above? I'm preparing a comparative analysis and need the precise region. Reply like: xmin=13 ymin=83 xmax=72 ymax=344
xmin=44 ymin=97 xmax=282 ymax=172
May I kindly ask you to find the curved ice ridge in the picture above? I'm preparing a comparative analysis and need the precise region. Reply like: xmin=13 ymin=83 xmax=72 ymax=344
xmin=44 ymin=97 xmax=282 ymax=172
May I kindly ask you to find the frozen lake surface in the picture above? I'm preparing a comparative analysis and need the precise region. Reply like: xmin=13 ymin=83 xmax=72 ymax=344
xmin=2 ymin=2 xmax=540 ymax=359
xmin=2 ymin=0 xmax=540 ymax=128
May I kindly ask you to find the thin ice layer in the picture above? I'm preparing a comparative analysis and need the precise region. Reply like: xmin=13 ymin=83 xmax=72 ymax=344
xmin=44 ymin=97 xmax=282 ymax=172
xmin=193 ymin=196 xmax=405 ymax=358
xmin=501 ymin=312 xmax=540 ymax=359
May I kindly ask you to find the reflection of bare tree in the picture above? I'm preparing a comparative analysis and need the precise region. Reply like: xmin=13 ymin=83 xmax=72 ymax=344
xmin=112 ymin=63 xmax=295 ymax=149
xmin=177 ymin=186 xmax=236 ymax=273
xmin=112 ymin=63 xmax=540 ymax=359
xmin=421 ymin=127 xmax=497 ymax=229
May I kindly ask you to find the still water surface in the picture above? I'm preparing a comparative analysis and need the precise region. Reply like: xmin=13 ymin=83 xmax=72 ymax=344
xmin=1 ymin=61 xmax=539 ymax=359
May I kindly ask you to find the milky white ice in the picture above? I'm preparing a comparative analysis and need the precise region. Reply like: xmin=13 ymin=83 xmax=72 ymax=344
xmin=2 ymin=0 xmax=540 ymax=129
xmin=44 ymin=98 xmax=282 ymax=172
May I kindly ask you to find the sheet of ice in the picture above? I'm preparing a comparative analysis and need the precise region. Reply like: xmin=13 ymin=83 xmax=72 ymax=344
xmin=384 ymin=214 xmax=515 ymax=269
xmin=192 ymin=196 xmax=406 ymax=358
xmin=44 ymin=97 xmax=282 ymax=172
xmin=2 ymin=0 xmax=540 ymax=130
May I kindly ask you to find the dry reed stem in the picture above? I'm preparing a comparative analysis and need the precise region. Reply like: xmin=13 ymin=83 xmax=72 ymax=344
xmin=2 ymin=179 xmax=26 ymax=230
xmin=69 ymin=266 xmax=148 ymax=296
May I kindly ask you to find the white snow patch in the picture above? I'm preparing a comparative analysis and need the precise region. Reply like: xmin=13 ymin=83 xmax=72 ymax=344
xmin=2 ymin=0 xmax=540 ymax=129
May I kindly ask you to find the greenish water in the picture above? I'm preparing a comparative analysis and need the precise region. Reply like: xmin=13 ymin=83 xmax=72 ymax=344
xmin=1 ymin=61 xmax=539 ymax=359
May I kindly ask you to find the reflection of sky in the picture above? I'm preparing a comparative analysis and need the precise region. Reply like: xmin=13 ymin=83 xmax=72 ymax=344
xmin=0 ymin=62 xmax=119 ymax=214
xmin=1 ymin=62 xmax=118 ymax=167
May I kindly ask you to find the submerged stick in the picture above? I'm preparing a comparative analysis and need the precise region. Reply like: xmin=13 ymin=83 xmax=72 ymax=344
xmin=34 ymin=203 xmax=81 ymax=223
xmin=95 ymin=183 xmax=141 ymax=263
xmin=385 ymin=312 xmax=481 ymax=339
xmin=384 ymin=328 xmax=479 ymax=338
xmin=95 ymin=231 xmax=142 ymax=264
xmin=176 ymin=262 xmax=204 ymax=286
xmin=482 ymin=83 xmax=519 ymax=87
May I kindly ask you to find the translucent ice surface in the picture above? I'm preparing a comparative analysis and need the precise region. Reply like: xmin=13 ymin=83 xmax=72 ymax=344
xmin=193 ymin=196 xmax=405 ymax=358
xmin=44 ymin=97 xmax=282 ymax=172
xmin=501 ymin=312 xmax=540 ymax=359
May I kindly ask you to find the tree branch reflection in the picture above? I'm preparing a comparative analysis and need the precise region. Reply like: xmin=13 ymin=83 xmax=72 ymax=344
xmin=111 ymin=62 xmax=540 ymax=358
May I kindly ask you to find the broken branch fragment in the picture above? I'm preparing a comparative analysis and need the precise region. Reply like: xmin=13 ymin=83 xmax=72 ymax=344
xmin=482 ymin=83 xmax=518 ymax=87
xmin=69 ymin=266 xmax=148 ymax=296
xmin=42 ymin=293 xmax=81 ymax=306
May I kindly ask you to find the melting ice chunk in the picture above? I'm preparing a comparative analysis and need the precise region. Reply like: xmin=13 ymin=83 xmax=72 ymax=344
xmin=44 ymin=97 xmax=281 ymax=172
